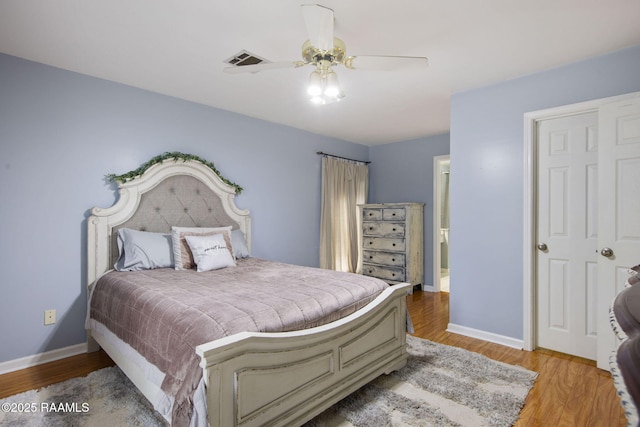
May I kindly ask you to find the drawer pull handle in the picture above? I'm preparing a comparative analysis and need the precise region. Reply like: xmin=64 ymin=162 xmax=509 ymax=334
xmin=369 ymin=255 xmax=373 ymax=259
xmin=392 ymin=258 xmax=395 ymax=262
xmin=369 ymin=242 xmax=373 ymax=245
xmin=392 ymin=228 xmax=396 ymax=231
xmin=392 ymin=243 xmax=396 ymax=247
xmin=368 ymin=270 xmax=372 ymax=274
xmin=392 ymin=213 xmax=396 ymax=216
xmin=392 ymin=273 xmax=395 ymax=277
xmin=369 ymin=227 xmax=373 ymax=230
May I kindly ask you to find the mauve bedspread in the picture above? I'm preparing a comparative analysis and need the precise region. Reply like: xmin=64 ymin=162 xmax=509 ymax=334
xmin=88 ymin=257 xmax=388 ymax=426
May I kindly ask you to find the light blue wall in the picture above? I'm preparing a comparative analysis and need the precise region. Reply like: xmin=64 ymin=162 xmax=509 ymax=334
xmin=449 ymin=45 xmax=640 ymax=340
xmin=0 ymin=53 xmax=369 ymax=363
xmin=368 ymin=134 xmax=450 ymax=287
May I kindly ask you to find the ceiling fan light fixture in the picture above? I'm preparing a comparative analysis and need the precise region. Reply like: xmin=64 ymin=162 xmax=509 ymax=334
xmin=307 ymin=70 xmax=323 ymax=96
xmin=307 ymin=68 xmax=344 ymax=105
xmin=324 ymin=71 xmax=340 ymax=97
xmin=309 ymin=91 xmax=344 ymax=105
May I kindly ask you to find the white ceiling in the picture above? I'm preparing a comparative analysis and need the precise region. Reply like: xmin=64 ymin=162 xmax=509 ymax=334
xmin=1 ymin=1 xmax=639 ymax=145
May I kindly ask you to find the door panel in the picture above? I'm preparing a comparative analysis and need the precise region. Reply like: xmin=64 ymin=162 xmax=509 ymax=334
xmin=596 ymin=97 xmax=640 ymax=369
xmin=617 ymin=159 xmax=640 ymax=239
xmin=586 ymin=164 xmax=598 ymax=238
xmin=586 ymin=262 xmax=598 ymax=337
xmin=536 ymin=112 xmax=598 ymax=360
xmin=548 ymin=167 xmax=568 ymax=237
xmin=548 ymin=259 xmax=568 ymax=330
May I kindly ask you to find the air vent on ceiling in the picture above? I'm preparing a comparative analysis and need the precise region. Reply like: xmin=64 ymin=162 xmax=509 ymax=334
xmin=224 ymin=50 xmax=270 ymax=67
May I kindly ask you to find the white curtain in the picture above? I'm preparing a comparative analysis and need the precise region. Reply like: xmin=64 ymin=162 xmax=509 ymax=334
xmin=319 ymin=156 xmax=369 ymax=272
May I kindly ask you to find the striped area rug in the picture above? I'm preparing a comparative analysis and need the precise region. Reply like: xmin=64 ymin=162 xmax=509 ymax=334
xmin=306 ymin=335 xmax=537 ymax=426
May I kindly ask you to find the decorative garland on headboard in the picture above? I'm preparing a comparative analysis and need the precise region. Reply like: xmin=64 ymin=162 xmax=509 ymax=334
xmin=105 ymin=151 xmax=244 ymax=195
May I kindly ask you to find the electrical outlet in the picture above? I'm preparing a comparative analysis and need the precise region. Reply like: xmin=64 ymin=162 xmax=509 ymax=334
xmin=44 ymin=309 xmax=56 ymax=325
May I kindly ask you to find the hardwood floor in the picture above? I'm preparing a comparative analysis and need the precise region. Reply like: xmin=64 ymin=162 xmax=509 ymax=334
xmin=0 ymin=349 xmax=114 ymax=400
xmin=0 ymin=290 xmax=627 ymax=425
xmin=407 ymin=291 xmax=626 ymax=426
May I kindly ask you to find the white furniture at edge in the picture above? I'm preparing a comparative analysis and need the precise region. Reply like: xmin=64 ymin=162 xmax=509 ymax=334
xmin=86 ymin=159 xmax=411 ymax=427
xmin=358 ymin=203 xmax=424 ymax=288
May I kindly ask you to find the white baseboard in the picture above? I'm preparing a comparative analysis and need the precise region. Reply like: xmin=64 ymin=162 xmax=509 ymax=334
xmin=0 ymin=343 xmax=88 ymax=375
xmin=447 ymin=323 xmax=524 ymax=350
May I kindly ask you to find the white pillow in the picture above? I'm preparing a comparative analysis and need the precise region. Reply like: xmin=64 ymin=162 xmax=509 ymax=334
xmin=184 ymin=234 xmax=236 ymax=272
xmin=171 ymin=226 xmax=233 ymax=270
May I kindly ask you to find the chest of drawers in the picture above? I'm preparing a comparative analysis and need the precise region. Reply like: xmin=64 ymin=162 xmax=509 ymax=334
xmin=357 ymin=203 xmax=424 ymax=287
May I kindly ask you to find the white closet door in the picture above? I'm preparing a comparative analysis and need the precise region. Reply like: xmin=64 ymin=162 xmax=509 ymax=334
xmin=536 ymin=112 xmax=599 ymax=360
xmin=596 ymin=96 xmax=640 ymax=369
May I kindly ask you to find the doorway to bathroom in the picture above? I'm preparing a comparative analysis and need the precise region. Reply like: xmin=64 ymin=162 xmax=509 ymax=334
xmin=433 ymin=155 xmax=450 ymax=293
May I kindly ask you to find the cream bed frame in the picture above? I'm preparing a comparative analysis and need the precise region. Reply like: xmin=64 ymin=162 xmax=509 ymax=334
xmin=87 ymin=158 xmax=411 ymax=427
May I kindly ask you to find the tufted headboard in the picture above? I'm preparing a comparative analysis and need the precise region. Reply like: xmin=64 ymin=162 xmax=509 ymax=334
xmin=87 ymin=159 xmax=251 ymax=285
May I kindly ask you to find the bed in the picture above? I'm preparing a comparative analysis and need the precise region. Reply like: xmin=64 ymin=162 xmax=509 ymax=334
xmin=86 ymin=156 xmax=411 ymax=427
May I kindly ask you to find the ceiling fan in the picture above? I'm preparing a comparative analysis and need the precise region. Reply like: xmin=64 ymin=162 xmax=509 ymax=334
xmin=223 ymin=4 xmax=428 ymax=104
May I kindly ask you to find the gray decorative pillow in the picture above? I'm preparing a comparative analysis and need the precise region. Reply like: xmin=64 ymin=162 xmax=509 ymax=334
xmin=114 ymin=228 xmax=174 ymax=271
xmin=231 ymin=229 xmax=251 ymax=259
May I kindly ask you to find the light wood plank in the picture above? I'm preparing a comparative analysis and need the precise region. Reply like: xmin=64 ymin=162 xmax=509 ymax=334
xmin=0 ymin=350 xmax=114 ymax=399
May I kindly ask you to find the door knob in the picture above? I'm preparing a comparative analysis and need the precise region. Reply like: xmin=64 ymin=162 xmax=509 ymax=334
xmin=600 ymin=247 xmax=614 ymax=257
xmin=537 ymin=243 xmax=548 ymax=251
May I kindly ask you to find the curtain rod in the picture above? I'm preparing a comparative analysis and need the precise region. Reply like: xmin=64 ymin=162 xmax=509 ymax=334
xmin=316 ymin=151 xmax=371 ymax=165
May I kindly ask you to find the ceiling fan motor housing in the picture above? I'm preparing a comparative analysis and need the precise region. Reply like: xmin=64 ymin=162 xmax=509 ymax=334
xmin=302 ymin=38 xmax=346 ymax=67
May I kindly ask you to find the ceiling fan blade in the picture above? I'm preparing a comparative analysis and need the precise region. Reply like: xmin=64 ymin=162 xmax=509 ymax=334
xmin=344 ymin=55 xmax=428 ymax=71
xmin=301 ymin=4 xmax=334 ymax=51
xmin=224 ymin=61 xmax=307 ymax=74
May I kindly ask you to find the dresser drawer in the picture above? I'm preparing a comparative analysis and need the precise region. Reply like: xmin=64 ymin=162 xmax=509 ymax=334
xmin=362 ymin=208 xmax=382 ymax=221
xmin=363 ymin=237 xmax=405 ymax=252
xmin=363 ymin=250 xmax=405 ymax=267
xmin=362 ymin=222 xmax=405 ymax=237
xmin=362 ymin=263 xmax=406 ymax=282
xmin=383 ymin=208 xmax=406 ymax=221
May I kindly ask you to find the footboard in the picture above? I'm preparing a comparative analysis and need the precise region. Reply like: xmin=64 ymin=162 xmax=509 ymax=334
xmin=196 ymin=282 xmax=411 ymax=427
